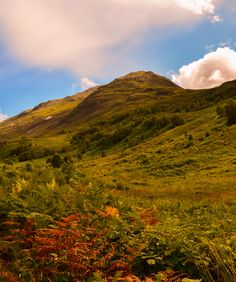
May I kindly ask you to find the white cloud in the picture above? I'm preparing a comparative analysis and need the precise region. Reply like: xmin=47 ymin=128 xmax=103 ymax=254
xmin=0 ymin=112 xmax=8 ymax=122
xmin=176 ymin=0 xmax=215 ymax=14
xmin=80 ymin=78 xmax=98 ymax=90
xmin=0 ymin=0 xmax=218 ymax=77
xmin=210 ymin=14 xmax=223 ymax=23
xmin=172 ymin=47 xmax=236 ymax=89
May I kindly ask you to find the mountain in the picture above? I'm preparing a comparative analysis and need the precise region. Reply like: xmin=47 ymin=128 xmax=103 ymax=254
xmin=0 ymin=71 xmax=235 ymax=281
xmin=115 ymin=71 xmax=179 ymax=86
xmin=0 ymin=86 xmax=99 ymax=139
xmin=0 ymin=70 xmax=235 ymax=148
xmin=68 ymin=71 xmax=181 ymax=122
xmin=0 ymin=71 xmax=180 ymax=139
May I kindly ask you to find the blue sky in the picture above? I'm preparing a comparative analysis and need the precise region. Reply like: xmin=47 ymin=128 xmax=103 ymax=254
xmin=0 ymin=0 xmax=236 ymax=119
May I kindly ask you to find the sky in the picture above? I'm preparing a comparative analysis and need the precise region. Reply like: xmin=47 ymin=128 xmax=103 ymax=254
xmin=0 ymin=0 xmax=236 ymax=120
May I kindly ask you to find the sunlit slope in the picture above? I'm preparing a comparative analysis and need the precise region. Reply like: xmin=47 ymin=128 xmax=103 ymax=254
xmin=0 ymin=86 xmax=98 ymax=139
xmin=82 ymin=105 xmax=236 ymax=193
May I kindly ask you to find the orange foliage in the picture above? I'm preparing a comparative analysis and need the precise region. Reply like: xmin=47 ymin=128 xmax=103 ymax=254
xmin=0 ymin=271 xmax=19 ymax=282
xmin=97 ymin=205 xmax=120 ymax=218
xmin=6 ymin=213 xmax=130 ymax=281
xmin=3 ymin=221 xmax=19 ymax=226
xmin=104 ymin=206 xmax=120 ymax=218
xmin=119 ymin=275 xmax=141 ymax=282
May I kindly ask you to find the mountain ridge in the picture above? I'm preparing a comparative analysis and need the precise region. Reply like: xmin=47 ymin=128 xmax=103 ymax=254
xmin=0 ymin=70 xmax=236 ymax=141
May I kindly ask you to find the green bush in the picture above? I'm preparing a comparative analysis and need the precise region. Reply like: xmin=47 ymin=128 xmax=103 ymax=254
xmin=224 ymin=100 xmax=236 ymax=125
xmin=217 ymin=100 xmax=236 ymax=126
xmin=50 ymin=154 xmax=62 ymax=168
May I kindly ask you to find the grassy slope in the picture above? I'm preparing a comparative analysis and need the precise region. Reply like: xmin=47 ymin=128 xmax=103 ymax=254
xmin=74 ymin=104 xmax=235 ymax=281
xmin=83 ymin=106 xmax=236 ymax=196
xmin=0 ymin=71 xmax=235 ymax=182
xmin=0 ymin=86 xmax=99 ymax=140
xmin=0 ymin=71 xmax=235 ymax=281
xmin=0 ymin=71 xmax=235 ymax=186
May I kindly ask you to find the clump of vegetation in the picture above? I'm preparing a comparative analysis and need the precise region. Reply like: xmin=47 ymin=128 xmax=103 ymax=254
xmin=49 ymin=154 xmax=63 ymax=168
xmin=217 ymin=99 xmax=236 ymax=125
xmin=6 ymin=137 xmax=55 ymax=162
xmin=0 ymin=159 xmax=235 ymax=281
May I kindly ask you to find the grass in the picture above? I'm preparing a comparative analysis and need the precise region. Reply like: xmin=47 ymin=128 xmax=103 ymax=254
xmin=0 ymin=71 xmax=235 ymax=281
xmin=0 ymin=156 xmax=235 ymax=281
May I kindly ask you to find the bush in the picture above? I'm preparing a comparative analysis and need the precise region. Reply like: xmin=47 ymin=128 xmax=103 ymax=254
xmin=50 ymin=154 xmax=62 ymax=168
xmin=170 ymin=114 xmax=185 ymax=127
xmin=217 ymin=100 xmax=236 ymax=126
xmin=225 ymin=100 xmax=236 ymax=125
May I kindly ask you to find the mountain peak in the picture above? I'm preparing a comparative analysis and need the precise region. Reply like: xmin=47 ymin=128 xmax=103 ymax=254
xmin=115 ymin=70 xmax=180 ymax=88
xmin=118 ymin=70 xmax=155 ymax=79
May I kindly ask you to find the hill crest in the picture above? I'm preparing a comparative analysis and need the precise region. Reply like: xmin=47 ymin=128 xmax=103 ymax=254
xmin=115 ymin=71 xmax=179 ymax=88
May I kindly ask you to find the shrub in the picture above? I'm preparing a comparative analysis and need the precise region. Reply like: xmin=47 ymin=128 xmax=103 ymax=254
xmin=217 ymin=100 xmax=236 ymax=126
xmin=50 ymin=154 xmax=62 ymax=168
xmin=170 ymin=114 xmax=185 ymax=127
xmin=224 ymin=100 xmax=236 ymax=125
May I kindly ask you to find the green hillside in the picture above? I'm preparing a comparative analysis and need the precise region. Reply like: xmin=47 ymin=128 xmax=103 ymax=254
xmin=0 ymin=71 xmax=235 ymax=281
xmin=0 ymin=86 xmax=98 ymax=139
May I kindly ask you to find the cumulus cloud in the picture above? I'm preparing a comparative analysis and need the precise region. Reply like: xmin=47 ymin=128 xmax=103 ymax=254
xmin=172 ymin=47 xmax=236 ymax=89
xmin=0 ymin=112 xmax=8 ymax=122
xmin=0 ymin=0 xmax=218 ymax=77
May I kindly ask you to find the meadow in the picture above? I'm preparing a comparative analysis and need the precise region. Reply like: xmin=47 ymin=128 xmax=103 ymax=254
xmin=0 ymin=72 xmax=235 ymax=281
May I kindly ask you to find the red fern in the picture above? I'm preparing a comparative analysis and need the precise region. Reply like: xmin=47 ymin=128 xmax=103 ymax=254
xmin=6 ymin=212 xmax=131 ymax=280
